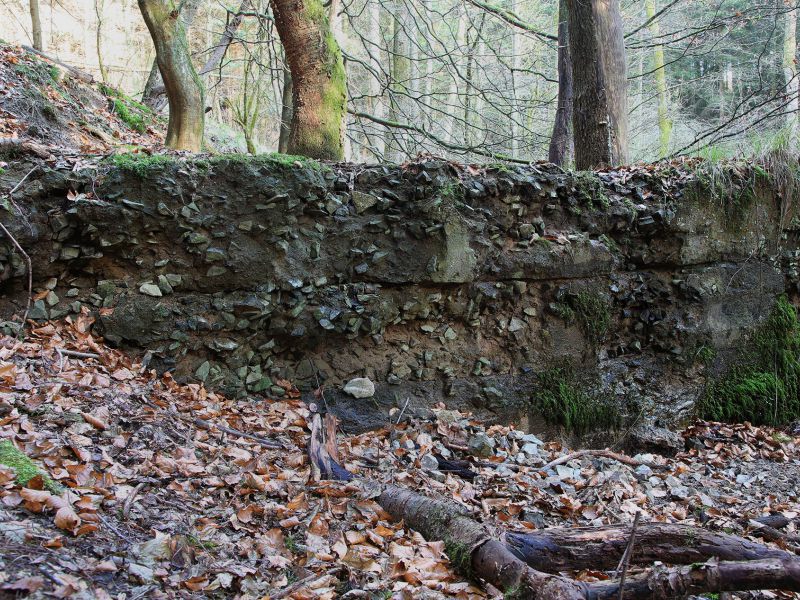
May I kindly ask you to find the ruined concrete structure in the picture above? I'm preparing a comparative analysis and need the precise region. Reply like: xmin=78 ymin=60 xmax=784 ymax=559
xmin=1 ymin=155 xmax=797 ymax=445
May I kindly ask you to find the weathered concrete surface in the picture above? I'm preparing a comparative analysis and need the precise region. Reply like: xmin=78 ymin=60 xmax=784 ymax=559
xmin=0 ymin=155 xmax=796 ymax=443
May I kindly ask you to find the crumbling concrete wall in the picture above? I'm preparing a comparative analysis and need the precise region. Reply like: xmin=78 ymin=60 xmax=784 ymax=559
xmin=0 ymin=155 xmax=796 ymax=445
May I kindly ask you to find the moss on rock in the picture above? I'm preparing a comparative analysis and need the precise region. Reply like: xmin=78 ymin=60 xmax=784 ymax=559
xmin=699 ymin=295 xmax=800 ymax=424
xmin=534 ymin=366 xmax=620 ymax=433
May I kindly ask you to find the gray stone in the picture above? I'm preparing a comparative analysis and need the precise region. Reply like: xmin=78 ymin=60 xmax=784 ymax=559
xmin=420 ymin=453 xmax=439 ymax=471
xmin=343 ymin=377 xmax=375 ymax=398
xmin=28 ymin=300 xmax=48 ymax=320
xmin=352 ymin=191 xmax=379 ymax=213
xmin=468 ymin=432 xmax=495 ymax=457
xmin=139 ymin=283 xmax=162 ymax=297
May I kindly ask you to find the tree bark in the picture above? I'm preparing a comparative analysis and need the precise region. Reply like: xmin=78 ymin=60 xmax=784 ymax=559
xmin=278 ymin=66 xmax=293 ymax=154
xmin=29 ymin=0 xmax=43 ymax=51
xmin=138 ymin=0 xmax=205 ymax=151
xmin=270 ymin=0 xmax=347 ymax=160
xmin=566 ymin=0 xmax=628 ymax=169
xmin=646 ymin=0 xmax=671 ymax=158
xmin=548 ymin=0 xmax=574 ymax=166
xmin=141 ymin=0 xmax=205 ymax=111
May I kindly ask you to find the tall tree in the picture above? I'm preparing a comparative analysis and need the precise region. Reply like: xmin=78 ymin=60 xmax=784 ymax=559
xmin=270 ymin=0 xmax=347 ymax=160
xmin=95 ymin=0 xmax=110 ymax=84
xmin=566 ymin=0 xmax=628 ymax=169
xmin=646 ymin=0 xmax=671 ymax=158
xmin=29 ymin=0 xmax=43 ymax=51
xmin=141 ymin=0 xmax=202 ymax=110
xmin=784 ymin=0 xmax=799 ymax=145
xmin=548 ymin=0 xmax=574 ymax=165
xmin=138 ymin=0 xmax=205 ymax=151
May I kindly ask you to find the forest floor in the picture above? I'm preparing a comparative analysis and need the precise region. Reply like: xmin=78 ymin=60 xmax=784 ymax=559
xmin=0 ymin=316 xmax=798 ymax=599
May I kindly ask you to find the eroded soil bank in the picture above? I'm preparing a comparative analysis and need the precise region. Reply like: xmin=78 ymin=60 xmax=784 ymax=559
xmin=0 ymin=153 xmax=797 ymax=447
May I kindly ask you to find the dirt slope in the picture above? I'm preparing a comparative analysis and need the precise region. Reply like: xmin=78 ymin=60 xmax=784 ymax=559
xmin=0 ymin=43 xmax=163 ymax=155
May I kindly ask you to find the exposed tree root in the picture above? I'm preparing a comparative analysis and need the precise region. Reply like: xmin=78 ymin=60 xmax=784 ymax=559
xmin=307 ymin=413 xmax=800 ymax=599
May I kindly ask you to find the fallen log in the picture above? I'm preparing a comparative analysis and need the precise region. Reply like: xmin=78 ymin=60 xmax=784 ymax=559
xmin=307 ymin=413 xmax=800 ymax=598
xmin=505 ymin=523 xmax=794 ymax=572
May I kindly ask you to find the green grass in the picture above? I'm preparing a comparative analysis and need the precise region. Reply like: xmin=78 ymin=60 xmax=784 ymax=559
xmin=206 ymin=152 xmax=324 ymax=171
xmin=553 ymin=289 xmax=611 ymax=342
xmin=699 ymin=295 xmax=800 ymax=425
xmin=534 ymin=366 xmax=620 ymax=433
xmin=99 ymin=84 xmax=154 ymax=134
xmin=107 ymin=152 xmax=176 ymax=176
xmin=0 ymin=440 xmax=62 ymax=493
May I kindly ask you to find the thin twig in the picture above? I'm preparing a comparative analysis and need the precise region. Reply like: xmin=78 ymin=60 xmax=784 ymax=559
xmin=0 ymin=221 xmax=32 ymax=337
xmin=396 ymin=397 xmax=411 ymax=424
xmin=541 ymin=449 xmax=664 ymax=472
xmin=193 ymin=417 xmax=283 ymax=449
xmin=614 ymin=512 xmax=642 ymax=600
xmin=56 ymin=348 xmax=101 ymax=360
xmin=1 ymin=166 xmax=39 ymax=337
xmin=122 ymin=482 xmax=147 ymax=519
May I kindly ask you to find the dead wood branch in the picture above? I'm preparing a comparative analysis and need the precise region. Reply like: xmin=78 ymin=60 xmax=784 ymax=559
xmin=21 ymin=45 xmax=95 ymax=83
xmin=504 ymin=523 xmax=794 ymax=572
xmin=0 ymin=137 xmax=54 ymax=160
xmin=306 ymin=419 xmax=800 ymax=599
xmin=541 ymin=449 xmax=663 ymax=472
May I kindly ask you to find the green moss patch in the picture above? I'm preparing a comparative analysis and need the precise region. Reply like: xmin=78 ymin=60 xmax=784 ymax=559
xmin=100 ymin=84 xmax=154 ymax=134
xmin=107 ymin=152 xmax=176 ymax=176
xmin=534 ymin=366 xmax=620 ymax=433
xmin=571 ymin=171 xmax=610 ymax=209
xmin=552 ymin=288 xmax=611 ymax=342
xmin=0 ymin=440 xmax=62 ymax=493
xmin=699 ymin=295 xmax=800 ymax=425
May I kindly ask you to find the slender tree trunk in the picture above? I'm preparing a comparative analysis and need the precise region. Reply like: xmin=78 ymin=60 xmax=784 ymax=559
xmin=784 ymin=0 xmax=799 ymax=146
xmin=385 ymin=0 xmax=410 ymax=161
xmin=509 ymin=0 xmax=520 ymax=155
xmin=29 ymin=0 xmax=43 ymax=51
xmin=548 ymin=0 xmax=574 ymax=165
xmin=270 ymin=0 xmax=347 ymax=160
xmin=566 ymin=0 xmax=628 ymax=169
xmin=141 ymin=0 xmax=204 ymax=109
xmin=646 ymin=0 xmax=671 ymax=158
xmin=138 ymin=0 xmax=205 ymax=151
xmin=95 ymin=0 xmax=109 ymax=84
xmin=278 ymin=66 xmax=293 ymax=154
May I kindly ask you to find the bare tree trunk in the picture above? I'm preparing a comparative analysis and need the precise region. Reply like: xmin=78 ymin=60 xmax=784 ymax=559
xmin=548 ymin=0 xmax=574 ymax=166
xmin=29 ymin=0 xmax=43 ymax=51
xmin=95 ymin=0 xmax=109 ymax=84
xmin=138 ymin=0 xmax=205 ymax=152
xmin=385 ymin=0 xmax=410 ymax=161
xmin=141 ymin=0 xmax=204 ymax=110
xmin=646 ymin=0 xmax=671 ymax=158
xmin=784 ymin=0 xmax=799 ymax=146
xmin=270 ymin=0 xmax=346 ymax=160
xmin=566 ymin=0 xmax=628 ymax=169
xmin=278 ymin=66 xmax=293 ymax=154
